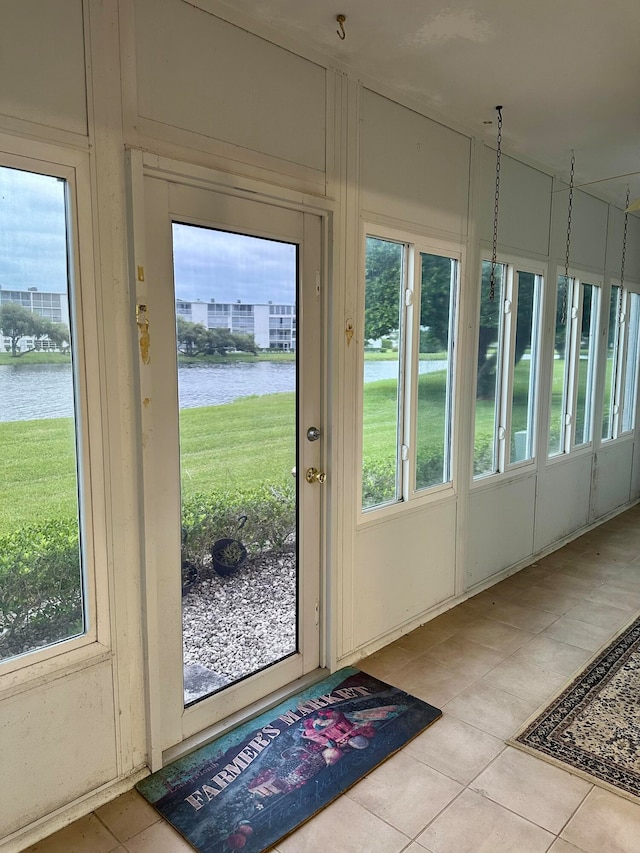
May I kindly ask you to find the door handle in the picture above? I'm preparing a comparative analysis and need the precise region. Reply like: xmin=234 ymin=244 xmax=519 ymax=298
xmin=305 ymin=467 xmax=326 ymax=484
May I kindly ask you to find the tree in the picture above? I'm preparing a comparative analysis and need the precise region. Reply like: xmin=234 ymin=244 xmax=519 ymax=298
xmin=364 ymin=237 xmax=403 ymax=342
xmin=44 ymin=321 xmax=70 ymax=352
xmin=361 ymin=242 xmax=540 ymax=397
xmin=176 ymin=317 xmax=258 ymax=356
xmin=202 ymin=326 xmax=234 ymax=355
xmin=230 ymin=332 xmax=258 ymax=355
xmin=176 ymin=316 xmax=208 ymax=355
xmin=0 ymin=303 xmax=69 ymax=356
xmin=420 ymin=254 xmax=454 ymax=352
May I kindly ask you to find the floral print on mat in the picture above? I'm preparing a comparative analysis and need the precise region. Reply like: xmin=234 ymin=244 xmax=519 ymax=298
xmin=513 ymin=616 xmax=640 ymax=798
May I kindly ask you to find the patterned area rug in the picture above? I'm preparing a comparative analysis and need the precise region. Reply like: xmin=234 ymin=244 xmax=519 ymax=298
xmin=511 ymin=615 xmax=640 ymax=800
xmin=137 ymin=667 xmax=441 ymax=852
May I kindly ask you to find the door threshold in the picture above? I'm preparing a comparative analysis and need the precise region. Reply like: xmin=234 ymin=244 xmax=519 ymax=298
xmin=162 ymin=668 xmax=330 ymax=768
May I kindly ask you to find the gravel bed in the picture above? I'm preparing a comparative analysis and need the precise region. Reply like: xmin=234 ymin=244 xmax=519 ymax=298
xmin=182 ymin=548 xmax=296 ymax=698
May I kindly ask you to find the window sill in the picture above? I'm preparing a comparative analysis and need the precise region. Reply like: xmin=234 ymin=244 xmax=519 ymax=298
xmin=545 ymin=443 xmax=595 ymax=469
xmin=470 ymin=463 xmax=537 ymax=493
xmin=357 ymin=483 xmax=457 ymax=528
xmin=0 ymin=639 xmax=111 ymax=701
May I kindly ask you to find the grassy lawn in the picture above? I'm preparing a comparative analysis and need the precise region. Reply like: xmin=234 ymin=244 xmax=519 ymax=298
xmin=0 ymin=353 xmax=71 ymax=366
xmin=0 ymin=417 xmax=80 ymax=533
xmin=0 ymin=394 xmax=295 ymax=536
xmin=178 ymin=352 xmax=296 ymax=365
xmin=1 ymin=360 xmax=569 ymax=535
xmin=178 ymin=393 xmax=295 ymax=493
xmin=363 ymin=351 xmax=448 ymax=362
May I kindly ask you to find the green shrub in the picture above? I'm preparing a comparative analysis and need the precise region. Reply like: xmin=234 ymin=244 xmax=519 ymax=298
xmin=181 ymin=479 xmax=296 ymax=568
xmin=0 ymin=518 xmax=83 ymax=659
xmin=362 ymin=458 xmax=396 ymax=508
xmin=237 ymin=481 xmax=296 ymax=553
xmin=362 ymin=452 xmax=447 ymax=506
xmin=415 ymin=449 xmax=446 ymax=488
xmin=181 ymin=490 xmax=237 ymax=568
xmin=473 ymin=432 xmax=495 ymax=476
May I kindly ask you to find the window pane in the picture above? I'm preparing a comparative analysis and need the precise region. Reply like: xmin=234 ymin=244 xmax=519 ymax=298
xmin=574 ymin=283 xmax=599 ymax=446
xmin=602 ymin=285 xmax=621 ymax=440
xmin=622 ymin=292 xmax=640 ymax=433
xmin=415 ymin=253 xmax=456 ymax=490
xmin=549 ymin=276 xmax=572 ymax=457
xmin=473 ymin=260 xmax=504 ymax=477
xmin=173 ymin=224 xmax=298 ymax=704
xmin=0 ymin=166 xmax=84 ymax=662
xmin=362 ymin=237 xmax=404 ymax=509
xmin=510 ymin=272 xmax=540 ymax=463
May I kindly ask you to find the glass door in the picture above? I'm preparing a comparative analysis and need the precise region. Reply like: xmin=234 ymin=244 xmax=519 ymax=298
xmin=175 ymin=222 xmax=302 ymax=706
xmin=141 ymin=177 xmax=322 ymax=754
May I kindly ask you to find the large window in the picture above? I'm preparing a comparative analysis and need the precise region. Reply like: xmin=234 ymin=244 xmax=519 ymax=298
xmin=361 ymin=234 xmax=458 ymax=512
xmin=0 ymin=163 xmax=87 ymax=664
xmin=602 ymin=285 xmax=622 ymax=440
xmin=473 ymin=260 xmax=543 ymax=478
xmin=621 ymin=291 xmax=640 ymax=432
xmin=548 ymin=274 xmax=601 ymax=456
xmin=415 ymin=253 xmax=457 ymax=490
xmin=601 ymin=284 xmax=640 ymax=440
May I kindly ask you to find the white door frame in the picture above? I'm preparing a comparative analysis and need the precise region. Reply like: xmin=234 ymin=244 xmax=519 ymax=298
xmin=127 ymin=152 xmax=329 ymax=767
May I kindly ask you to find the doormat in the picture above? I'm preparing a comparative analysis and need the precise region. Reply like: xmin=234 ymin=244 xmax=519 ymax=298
xmin=137 ymin=667 xmax=441 ymax=852
xmin=510 ymin=615 xmax=640 ymax=801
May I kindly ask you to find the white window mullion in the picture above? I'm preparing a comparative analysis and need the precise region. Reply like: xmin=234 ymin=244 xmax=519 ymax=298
xmin=401 ymin=245 xmax=417 ymax=502
xmin=566 ymin=280 xmax=582 ymax=451
xmin=442 ymin=258 xmax=458 ymax=483
xmin=499 ymin=265 xmax=515 ymax=470
xmin=584 ymin=289 xmax=599 ymax=444
xmin=524 ymin=274 xmax=543 ymax=461
xmin=612 ymin=289 xmax=627 ymax=438
xmin=621 ymin=290 xmax=640 ymax=433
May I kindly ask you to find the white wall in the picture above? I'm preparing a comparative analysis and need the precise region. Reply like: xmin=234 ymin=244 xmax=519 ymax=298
xmin=361 ymin=89 xmax=471 ymax=238
xmin=1 ymin=0 xmax=639 ymax=847
xmin=480 ymin=150 xmax=552 ymax=257
xmin=1 ymin=663 xmax=118 ymax=838
xmin=0 ymin=0 xmax=87 ymax=137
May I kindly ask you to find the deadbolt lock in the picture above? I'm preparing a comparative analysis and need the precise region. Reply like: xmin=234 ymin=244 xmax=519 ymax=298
xmin=305 ymin=467 xmax=327 ymax=485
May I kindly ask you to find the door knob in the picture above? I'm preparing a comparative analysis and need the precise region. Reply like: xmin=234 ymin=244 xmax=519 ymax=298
xmin=305 ymin=467 xmax=326 ymax=484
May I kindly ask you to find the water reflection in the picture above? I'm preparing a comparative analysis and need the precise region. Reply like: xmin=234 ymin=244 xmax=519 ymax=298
xmin=0 ymin=363 xmax=74 ymax=421
xmin=0 ymin=359 xmax=447 ymax=421
xmin=178 ymin=361 xmax=295 ymax=408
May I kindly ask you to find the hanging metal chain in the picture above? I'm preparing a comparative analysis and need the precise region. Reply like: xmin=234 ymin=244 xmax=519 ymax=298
xmin=621 ymin=186 xmax=630 ymax=288
xmin=489 ymin=106 xmax=503 ymax=302
xmin=561 ymin=151 xmax=575 ymax=324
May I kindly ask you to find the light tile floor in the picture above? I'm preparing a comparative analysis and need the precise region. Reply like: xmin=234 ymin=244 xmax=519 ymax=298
xmin=24 ymin=506 xmax=640 ymax=852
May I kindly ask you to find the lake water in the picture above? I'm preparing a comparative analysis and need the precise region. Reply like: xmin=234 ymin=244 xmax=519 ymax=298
xmin=0 ymin=359 xmax=447 ymax=422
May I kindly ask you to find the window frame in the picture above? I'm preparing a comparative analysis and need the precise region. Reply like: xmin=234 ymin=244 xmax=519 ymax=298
xmin=357 ymin=224 xmax=461 ymax=523
xmin=601 ymin=282 xmax=622 ymax=442
xmin=547 ymin=268 xmax=603 ymax=462
xmin=603 ymin=278 xmax=640 ymax=442
xmin=0 ymin=137 xmax=109 ymax=685
xmin=472 ymin=254 xmax=545 ymax=485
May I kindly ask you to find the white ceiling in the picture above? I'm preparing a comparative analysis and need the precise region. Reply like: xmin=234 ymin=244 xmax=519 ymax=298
xmin=199 ymin=0 xmax=640 ymax=211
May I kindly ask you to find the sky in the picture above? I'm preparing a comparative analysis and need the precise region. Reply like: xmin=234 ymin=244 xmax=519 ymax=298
xmin=0 ymin=166 xmax=69 ymax=292
xmin=172 ymin=223 xmax=297 ymax=305
xmin=0 ymin=164 xmax=298 ymax=305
